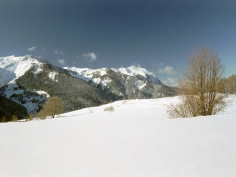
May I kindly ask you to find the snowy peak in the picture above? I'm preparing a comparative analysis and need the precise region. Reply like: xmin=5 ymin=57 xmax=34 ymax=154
xmin=64 ymin=65 xmax=161 ymax=85
xmin=111 ymin=65 xmax=161 ymax=84
xmin=64 ymin=67 xmax=108 ymax=82
xmin=112 ymin=65 xmax=153 ymax=77
xmin=0 ymin=55 xmax=45 ymax=87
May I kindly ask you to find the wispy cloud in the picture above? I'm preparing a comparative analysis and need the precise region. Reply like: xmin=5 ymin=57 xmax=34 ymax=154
xmin=27 ymin=46 xmax=36 ymax=51
xmin=82 ymin=52 xmax=97 ymax=62
xmin=157 ymin=65 xmax=176 ymax=75
xmin=162 ymin=77 xmax=178 ymax=87
xmin=58 ymin=59 xmax=65 ymax=65
xmin=132 ymin=62 xmax=141 ymax=68
xmin=54 ymin=50 xmax=65 ymax=55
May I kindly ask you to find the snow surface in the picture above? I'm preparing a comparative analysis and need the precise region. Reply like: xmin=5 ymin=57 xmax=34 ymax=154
xmin=1 ymin=96 xmax=236 ymax=177
xmin=3 ymin=83 xmax=24 ymax=98
xmin=48 ymin=71 xmax=58 ymax=82
xmin=0 ymin=55 xmax=43 ymax=86
xmin=100 ymin=77 xmax=112 ymax=90
xmin=91 ymin=78 xmax=101 ymax=86
xmin=36 ymin=90 xmax=50 ymax=98
xmin=135 ymin=80 xmax=146 ymax=90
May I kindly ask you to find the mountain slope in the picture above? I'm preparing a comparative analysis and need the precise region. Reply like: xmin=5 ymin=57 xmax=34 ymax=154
xmin=0 ymin=55 xmax=44 ymax=87
xmin=65 ymin=66 xmax=176 ymax=99
xmin=14 ymin=63 xmax=114 ymax=112
xmin=0 ymin=95 xmax=28 ymax=121
xmin=0 ymin=83 xmax=48 ymax=114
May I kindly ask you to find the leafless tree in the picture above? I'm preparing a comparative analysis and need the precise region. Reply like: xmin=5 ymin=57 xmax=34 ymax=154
xmin=38 ymin=97 xmax=64 ymax=118
xmin=168 ymin=46 xmax=228 ymax=118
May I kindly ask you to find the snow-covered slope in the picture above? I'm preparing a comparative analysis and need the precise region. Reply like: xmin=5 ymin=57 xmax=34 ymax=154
xmin=0 ymin=55 xmax=44 ymax=87
xmin=1 ymin=96 xmax=236 ymax=177
xmin=64 ymin=65 xmax=169 ymax=99
xmin=0 ymin=55 xmax=50 ymax=114
xmin=64 ymin=65 xmax=161 ymax=85
xmin=112 ymin=65 xmax=161 ymax=84
xmin=64 ymin=67 xmax=108 ymax=82
xmin=0 ymin=83 xmax=48 ymax=114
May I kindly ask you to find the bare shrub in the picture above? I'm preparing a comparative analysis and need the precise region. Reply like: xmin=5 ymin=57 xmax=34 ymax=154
xmin=29 ymin=112 xmax=34 ymax=121
xmin=11 ymin=115 xmax=18 ymax=122
xmin=104 ymin=105 xmax=115 ymax=112
xmin=1 ymin=116 xmax=6 ymax=123
xmin=168 ymin=46 xmax=228 ymax=118
xmin=26 ymin=112 xmax=34 ymax=121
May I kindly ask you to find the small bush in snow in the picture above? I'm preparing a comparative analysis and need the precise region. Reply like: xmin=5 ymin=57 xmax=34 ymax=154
xmin=11 ymin=115 xmax=18 ymax=122
xmin=26 ymin=112 xmax=34 ymax=121
xmin=104 ymin=105 xmax=114 ymax=112
xmin=1 ymin=116 xmax=6 ymax=123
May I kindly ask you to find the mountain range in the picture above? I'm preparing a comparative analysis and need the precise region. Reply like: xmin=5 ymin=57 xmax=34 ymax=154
xmin=0 ymin=55 xmax=178 ymax=120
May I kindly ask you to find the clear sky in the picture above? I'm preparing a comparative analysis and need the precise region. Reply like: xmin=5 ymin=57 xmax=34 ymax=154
xmin=1 ymin=0 xmax=236 ymax=86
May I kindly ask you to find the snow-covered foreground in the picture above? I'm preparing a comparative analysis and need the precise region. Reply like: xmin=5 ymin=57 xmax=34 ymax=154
xmin=1 ymin=97 xmax=236 ymax=177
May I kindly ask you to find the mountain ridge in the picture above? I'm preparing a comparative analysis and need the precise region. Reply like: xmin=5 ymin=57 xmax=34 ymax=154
xmin=64 ymin=65 xmax=161 ymax=85
xmin=0 ymin=55 xmax=177 ymax=118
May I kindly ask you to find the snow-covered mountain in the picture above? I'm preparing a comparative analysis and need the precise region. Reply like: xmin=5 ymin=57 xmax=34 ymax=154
xmin=0 ymin=56 xmax=51 ymax=115
xmin=0 ymin=55 xmax=177 ymax=119
xmin=0 ymin=55 xmax=46 ymax=87
xmin=64 ymin=65 xmax=161 ymax=85
xmin=0 ymin=55 xmax=113 ymax=117
xmin=112 ymin=65 xmax=161 ymax=84
xmin=64 ymin=65 xmax=175 ymax=99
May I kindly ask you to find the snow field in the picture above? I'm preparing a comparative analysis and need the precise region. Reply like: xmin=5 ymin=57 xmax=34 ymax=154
xmin=0 ymin=97 xmax=236 ymax=177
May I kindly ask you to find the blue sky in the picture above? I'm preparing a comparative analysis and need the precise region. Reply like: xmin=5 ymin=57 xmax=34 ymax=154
xmin=0 ymin=0 xmax=236 ymax=86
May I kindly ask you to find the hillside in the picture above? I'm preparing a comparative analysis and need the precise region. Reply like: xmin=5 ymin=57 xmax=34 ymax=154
xmin=0 ymin=96 xmax=236 ymax=177
xmin=14 ymin=63 xmax=114 ymax=112
xmin=0 ymin=95 xmax=28 ymax=121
